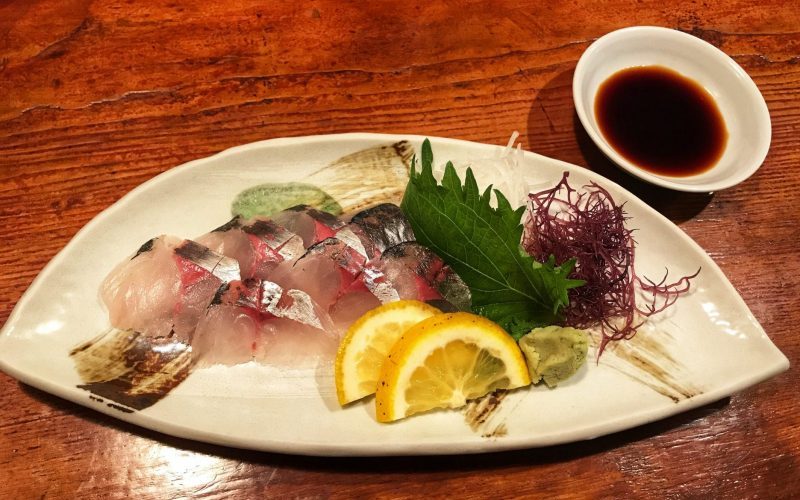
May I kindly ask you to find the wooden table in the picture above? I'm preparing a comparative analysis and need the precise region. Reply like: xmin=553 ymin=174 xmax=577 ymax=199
xmin=2 ymin=1 xmax=798 ymax=497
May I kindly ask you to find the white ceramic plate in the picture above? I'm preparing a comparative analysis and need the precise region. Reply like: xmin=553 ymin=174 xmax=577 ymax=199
xmin=0 ymin=134 xmax=788 ymax=456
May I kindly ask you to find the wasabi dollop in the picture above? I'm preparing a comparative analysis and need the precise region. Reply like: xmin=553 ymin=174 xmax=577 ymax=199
xmin=518 ymin=326 xmax=588 ymax=387
xmin=232 ymin=182 xmax=342 ymax=219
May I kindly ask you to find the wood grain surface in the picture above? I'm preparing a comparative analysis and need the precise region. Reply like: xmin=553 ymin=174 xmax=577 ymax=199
xmin=2 ymin=1 xmax=799 ymax=498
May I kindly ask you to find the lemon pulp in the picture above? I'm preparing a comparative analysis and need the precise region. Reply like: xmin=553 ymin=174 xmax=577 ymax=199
xmin=335 ymin=300 xmax=441 ymax=406
xmin=376 ymin=312 xmax=531 ymax=422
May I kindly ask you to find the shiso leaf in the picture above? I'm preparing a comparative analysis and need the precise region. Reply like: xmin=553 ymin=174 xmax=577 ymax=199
xmin=401 ymin=139 xmax=584 ymax=338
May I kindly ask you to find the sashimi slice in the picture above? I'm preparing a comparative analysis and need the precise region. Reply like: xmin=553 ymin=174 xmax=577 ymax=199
xmin=303 ymin=237 xmax=369 ymax=279
xmin=257 ymin=281 xmax=338 ymax=368
xmin=254 ymin=318 xmax=338 ymax=369
xmin=212 ymin=279 xmax=335 ymax=334
xmin=100 ymin=236 xmax=182 ymax=339
xmin=332 ymin=224 xmax=375 ymax=261
xmin=329 ymin=290 xmax=382 ymax=334
xmin=263 ymin=284 xmax=332 ymax=332
xmin=243 ymin=218 xmax=305 ymax=263
xmin=348 ymin=203 xmax=415 ymax=256
xmin=273 ymin=205 xmax=345 ymax=247
xmin=359 ymin=242 xmax=472 ymax=311
xmin=173 ymin=240 xmax=241 ymax=284
xmin=194 ymin=218 xmax=253 ymax=277
xmin=194 ymin=279 xmax=337 ymax=368
xmin=192 ymin=305 xmax=266 ymax=367
xmin=268 ymin=252 xmax=344 ymax=312
xmin=196 ymin=216 xmax=304 ymax=280
xmin=100 ymin=237 xmax=241 ymax=341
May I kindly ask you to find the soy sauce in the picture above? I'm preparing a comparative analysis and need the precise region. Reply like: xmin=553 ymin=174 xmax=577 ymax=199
xmin=595 ymin=65 xmax=728 ymax=177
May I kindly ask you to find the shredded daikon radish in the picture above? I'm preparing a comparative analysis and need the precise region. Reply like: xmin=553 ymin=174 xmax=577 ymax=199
xmin=433 ymin=132 xmax=528 ymax=207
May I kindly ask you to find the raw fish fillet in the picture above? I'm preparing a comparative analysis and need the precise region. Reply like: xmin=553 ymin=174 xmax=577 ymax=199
xmin=196 ymin=216 xmax=304 ymax=280
xmin=303 ymin=237 xmax=369 ymax=282
xmin=264 ymin=206 xmax=451 ymax=335
xmin=332 ymin=224 xmax=375 ymax=261
xmin=259 ymin=280 xmax=335 ymax=333
xmin=265 ymin=233 xmax=378 ymax=336
xmin=269 ymin=203 xmax=414 ymax=311
xmin=348 ymin=203 xmax=415 ymax=256
xmin=209 ymin=279 xmax=335 ymax=333
xmin=258 ymin=281 xmax=339 ymax=367
xmin=192 ymin=305 xmax=265 ymax=367
xmin=329 ymin=290 xmax=382 ymax=333
xmin=360 ymin=242 xmax=472 ymax=311
xmin=100 ymin=236 xmax=181 ymax=339
xmin=272 ymin=205 xmax=345 ymax=247
xmin=257 ymin=318 xmax=338 ymax=368
xmin=271 ymin=231 xmax=377 ymax=314
xmin=193 ymin=279 xmax=337 ymax=367
xmin=100 ymin=236 xmax=241 ymax=341
xmin=100 ymin=203 xmax=469 ymax=370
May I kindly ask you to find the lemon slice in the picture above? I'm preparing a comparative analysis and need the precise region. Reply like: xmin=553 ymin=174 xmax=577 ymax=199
xmin=335 ymin=300 xmax=441 ymax=406
xmin=375 ymin=312 xmax=531 ymax=422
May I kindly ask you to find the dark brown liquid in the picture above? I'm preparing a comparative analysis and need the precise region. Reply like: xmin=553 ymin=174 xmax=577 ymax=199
xmin=595 ymin=66 xmax=728 ymax=177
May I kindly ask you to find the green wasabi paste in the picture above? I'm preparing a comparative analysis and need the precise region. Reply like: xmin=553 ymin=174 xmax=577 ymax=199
xmin=518 ymin=326 xmax=588 ymax=388
xmin=232 ymin=182 xmax=342 ymax=219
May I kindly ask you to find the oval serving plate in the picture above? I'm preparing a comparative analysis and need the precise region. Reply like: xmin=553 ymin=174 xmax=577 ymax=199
xmin=0 ymin=133 xmax=788 ymax=456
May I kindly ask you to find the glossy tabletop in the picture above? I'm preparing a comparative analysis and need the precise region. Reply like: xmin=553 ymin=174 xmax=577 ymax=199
xmin=1 ymin=1 xmax=798 ymax=498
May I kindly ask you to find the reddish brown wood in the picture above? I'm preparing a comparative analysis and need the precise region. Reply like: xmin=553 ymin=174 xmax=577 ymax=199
xmin=1 ymin=1 xmax=798 ymax=498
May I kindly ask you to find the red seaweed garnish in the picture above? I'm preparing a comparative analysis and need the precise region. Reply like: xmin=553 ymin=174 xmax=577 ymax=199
xmin=522 ymin=172 xmax=699 ymax=357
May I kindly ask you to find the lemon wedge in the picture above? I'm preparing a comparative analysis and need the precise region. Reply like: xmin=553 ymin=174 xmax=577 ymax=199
xmin=335 ymin=300 xmax=441 ymax=406
xmin=375 ymin=312 xmax=531 ymax=422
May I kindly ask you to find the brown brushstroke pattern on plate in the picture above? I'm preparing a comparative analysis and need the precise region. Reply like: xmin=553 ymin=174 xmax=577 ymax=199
xmin=596 ymin=324 xmax=702 ymax=402
xmin=70 ymin=329 xmax=194 ymax=411
xmin=461 ymin=322 xmax=701 ymax=439
xmin=464 ymin=389 xmax=510 ymax=438
xmin=305 ymin=140 xmax=414 ymax=213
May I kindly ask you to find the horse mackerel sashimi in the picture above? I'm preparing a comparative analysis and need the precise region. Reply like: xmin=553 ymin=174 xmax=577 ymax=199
xmin=195 ymin=216 xmax=305 ymax=280
xmin=99 ymin=203 xmax=472 ymax=368
xmin=192 ymin=279 xmax=338 ymax=368
xmin=100 ymin=236 xmax=241 ymax=342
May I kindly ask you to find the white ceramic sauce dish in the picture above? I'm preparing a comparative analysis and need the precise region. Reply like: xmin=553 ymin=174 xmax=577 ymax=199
xmin=573 ymin=26 xmax=771 ymax=192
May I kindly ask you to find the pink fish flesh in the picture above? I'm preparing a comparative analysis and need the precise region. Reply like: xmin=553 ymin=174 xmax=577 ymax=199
xmin=100 ymin=204 xmax=471 ymax=369
xmin=192 ymin=279 xmax=336 ymax=367
xmin=359 ymin=242 xmax=472 ymax=311
xmin=196 ymin=216 xmax=304 ymax=280
xmin=100 ymin=236 xmax=240 ymax=341
xmin=349 ymin=203 xmax=415 ymax=256
xmin=272 ymin=205 xmax=345 ymax=248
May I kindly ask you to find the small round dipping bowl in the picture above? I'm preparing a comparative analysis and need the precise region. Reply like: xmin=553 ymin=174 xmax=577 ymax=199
xmin=573 ymin=26 xmax=771 ymax=192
